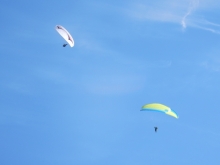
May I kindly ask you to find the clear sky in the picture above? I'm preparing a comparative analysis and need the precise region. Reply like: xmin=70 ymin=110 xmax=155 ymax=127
xmin=1 ymin=0 xmax=220 ymax=165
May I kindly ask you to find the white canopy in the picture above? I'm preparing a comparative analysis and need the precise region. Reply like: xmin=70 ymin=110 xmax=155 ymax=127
xmin=55 ymin=25 xmax=74 ymax=47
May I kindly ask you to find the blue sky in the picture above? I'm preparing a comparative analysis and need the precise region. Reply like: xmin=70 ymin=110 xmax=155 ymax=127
xmin=1 ymin=0 xmax=220 ymax=164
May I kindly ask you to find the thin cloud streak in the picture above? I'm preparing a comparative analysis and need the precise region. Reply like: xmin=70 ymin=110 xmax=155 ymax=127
xmin=189 ymin=19 xmax=220 ymax=34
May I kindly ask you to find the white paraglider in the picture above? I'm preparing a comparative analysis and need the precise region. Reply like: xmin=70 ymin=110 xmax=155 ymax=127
xmin=55 ymin=25 xmax=74 ymax=47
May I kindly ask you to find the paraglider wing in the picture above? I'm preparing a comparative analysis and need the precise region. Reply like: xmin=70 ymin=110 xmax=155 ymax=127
xmin=55 ymin=25 xmax=74 ymax=47
xmin=141 ymin=103 xmax=178 ymax=118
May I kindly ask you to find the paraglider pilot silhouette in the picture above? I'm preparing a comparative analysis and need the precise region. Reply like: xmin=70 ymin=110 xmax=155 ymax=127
xmin=154 ymin=127 xmax=158 ymax=132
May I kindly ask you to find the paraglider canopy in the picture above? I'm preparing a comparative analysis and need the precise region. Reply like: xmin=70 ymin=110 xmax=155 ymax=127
xmin=141 ymin=103 xmax=178 ymax=119
xmin=55 ymin=25 xmax=74 ymax=47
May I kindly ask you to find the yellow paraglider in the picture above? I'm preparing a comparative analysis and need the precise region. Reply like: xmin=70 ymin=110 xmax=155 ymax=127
xmin=141 ymin=103 xmax=178 ymax=119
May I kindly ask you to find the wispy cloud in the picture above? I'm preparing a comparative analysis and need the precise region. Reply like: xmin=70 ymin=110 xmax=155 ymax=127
xmin=127 ymin=2 xmax=186 ymax=23
xmin=127 ymin=0 xmax=220 ymax=34
xmin=200 ymin=56 xmax=220 ymax=72
xmin=177 ymin=122 xmax=220 ymax=147
xmin=82 ymin=74 xmax=145 ymax=95
xmin=181 ymin=0 xmax=199 ymax=29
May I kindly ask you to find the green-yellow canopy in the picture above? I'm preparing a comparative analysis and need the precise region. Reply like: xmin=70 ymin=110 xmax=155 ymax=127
xmin=141 ymin=103 xmax=178 ymax=118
